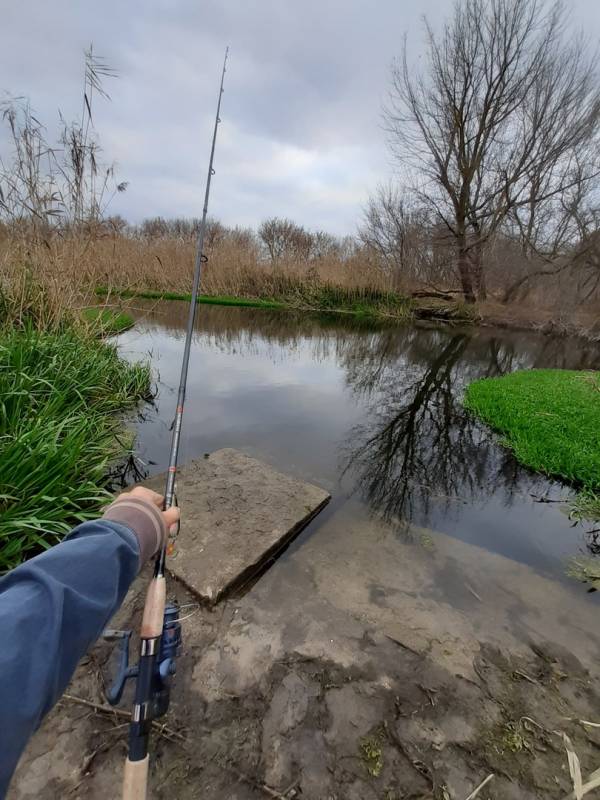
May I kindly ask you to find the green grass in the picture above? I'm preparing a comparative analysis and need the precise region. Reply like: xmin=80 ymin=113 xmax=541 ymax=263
xmin=0 ymin=327 xmax=151 ymax=569
xmin=81 ymin=306 xmax=135 ymax=335
xmin=95 ymin=287 xmax=285 ymax=309
xmin=465 ymin=370 xmax=600 ymax=488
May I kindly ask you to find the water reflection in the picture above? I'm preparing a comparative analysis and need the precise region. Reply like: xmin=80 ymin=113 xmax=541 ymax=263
xmin=340 ymin=325 xmax=600 ymax=555
xmin=119 ymin=302 xmax=600 ymax=578
xmin=342 ymin=332 xmax=530 ymax=534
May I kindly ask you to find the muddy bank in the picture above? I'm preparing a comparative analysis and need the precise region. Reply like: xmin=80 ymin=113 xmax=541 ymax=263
xmin=10 ymin=500 xmax=600 ymax=800
xmin=474 ymin=302 xmax=600 ymax=343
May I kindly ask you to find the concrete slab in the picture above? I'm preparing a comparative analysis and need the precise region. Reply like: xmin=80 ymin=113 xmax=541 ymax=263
xmin=144 ymin=448 xmax=330 ymax=603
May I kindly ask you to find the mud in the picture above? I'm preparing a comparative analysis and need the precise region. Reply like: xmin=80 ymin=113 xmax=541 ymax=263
xmin=9 ymin=500 xmax=600 ymax=799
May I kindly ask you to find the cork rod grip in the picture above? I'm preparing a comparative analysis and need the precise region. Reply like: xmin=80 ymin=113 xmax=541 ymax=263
xmin=123 ymin=755 xmax=149 ymax=800
xmin=140 ymin=576 xmax=166 ymax=638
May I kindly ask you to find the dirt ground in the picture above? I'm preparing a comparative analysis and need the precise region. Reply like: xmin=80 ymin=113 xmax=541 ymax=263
xmin=476 ymin=301 xmax=600 ymax=342
xmin=9 ymin=500 xmax=600 ymax=800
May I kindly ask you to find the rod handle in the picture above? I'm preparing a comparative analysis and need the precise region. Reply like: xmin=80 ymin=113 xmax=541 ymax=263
xmin=123 ymin=755 xmax=149 ymax=800
xmin=141 ymin=576 xmax=166 ymax=638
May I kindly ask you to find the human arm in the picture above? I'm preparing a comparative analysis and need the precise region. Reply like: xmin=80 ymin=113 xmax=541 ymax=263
xmin=0 ymin=488 xmax=179 ymax=796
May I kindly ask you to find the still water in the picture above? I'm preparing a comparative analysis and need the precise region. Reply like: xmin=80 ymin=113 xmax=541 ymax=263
xmin=117 ymin=302 xmax=600 ymax=589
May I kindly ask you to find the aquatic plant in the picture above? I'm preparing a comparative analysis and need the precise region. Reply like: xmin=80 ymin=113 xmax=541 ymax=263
xmin=465 ymin=370 xmax=600 ymax=488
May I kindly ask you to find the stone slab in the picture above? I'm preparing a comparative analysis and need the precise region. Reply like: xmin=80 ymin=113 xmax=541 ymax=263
xmin=144 ymin=448 xmax=330 ymax=604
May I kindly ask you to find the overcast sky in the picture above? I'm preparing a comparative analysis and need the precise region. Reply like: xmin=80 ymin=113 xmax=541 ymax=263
xmin=2 ymin=0 xmax=599 ymax=235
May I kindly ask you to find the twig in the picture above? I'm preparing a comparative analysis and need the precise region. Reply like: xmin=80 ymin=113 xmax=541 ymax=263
xmin=384 ymin=634 xmax=422 ymax=657
xmin=61 ymin=693 xmax=187 ymax=742
xmin=465 ymin=583 xmax=482 ymax=602
xmin=514 ymin=670 xmax=540 ymax=686
xmin=464 ymin=773 xmax=494 ymax=799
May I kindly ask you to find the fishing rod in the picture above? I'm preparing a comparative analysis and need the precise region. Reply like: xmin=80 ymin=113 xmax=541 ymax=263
xmin=117 ymin=47 xmax=229 ymax=800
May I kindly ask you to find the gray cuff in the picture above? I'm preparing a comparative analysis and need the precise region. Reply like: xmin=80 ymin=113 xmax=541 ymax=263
xmin=102 ymin=496 xmax=166 ymax=566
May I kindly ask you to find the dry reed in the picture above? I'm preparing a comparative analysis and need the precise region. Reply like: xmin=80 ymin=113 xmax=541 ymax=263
xmin=0 ymin=232 xmax=405 ymax=322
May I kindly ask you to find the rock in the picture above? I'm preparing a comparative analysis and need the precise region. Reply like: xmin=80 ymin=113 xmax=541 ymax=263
xmin=144 ymin=449 xmax=330 ymax=603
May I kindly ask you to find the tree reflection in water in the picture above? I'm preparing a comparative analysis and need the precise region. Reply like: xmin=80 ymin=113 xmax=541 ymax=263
xmin=340 ymin=326 xmax=588 ymax=537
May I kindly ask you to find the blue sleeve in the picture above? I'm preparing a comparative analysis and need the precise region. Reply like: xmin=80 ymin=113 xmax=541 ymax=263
xmin=0 ymin=518 xmax=140 ymax=796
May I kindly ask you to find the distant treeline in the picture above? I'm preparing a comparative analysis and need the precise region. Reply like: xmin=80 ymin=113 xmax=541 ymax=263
xmin=2 ymin=0 xmax=600 ymax=315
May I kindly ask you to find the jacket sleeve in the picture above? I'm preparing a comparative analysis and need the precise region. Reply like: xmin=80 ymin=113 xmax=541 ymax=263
xmin=0 ymin=518 xmax=141 ymax=797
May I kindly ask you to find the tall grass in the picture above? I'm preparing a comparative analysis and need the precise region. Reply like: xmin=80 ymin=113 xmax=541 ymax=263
xmin=0 ymin=232 xmax=422 ymax=324
xmin=0 ymin=233 xmax=398 ymax=302
xmin=0 ymin=327 xmax=151 ymax=570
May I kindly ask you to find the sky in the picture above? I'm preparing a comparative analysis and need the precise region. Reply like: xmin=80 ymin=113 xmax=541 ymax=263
xmin=1 ymin=0 xmax=600 ymax=236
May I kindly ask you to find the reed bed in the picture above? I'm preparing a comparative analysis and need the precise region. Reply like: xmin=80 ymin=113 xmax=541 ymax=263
xmin=0 ymin=233 xmax=413 ymax=323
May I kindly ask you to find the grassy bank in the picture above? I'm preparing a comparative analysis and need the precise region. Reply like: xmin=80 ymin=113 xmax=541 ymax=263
xmin=465 ymin=370 xmax=600 ymax=489
xmin=82 ymin=306 xmax=135 ymax=334
xmin=95 ymin=284 xmax=421 ymax=322
xmin=0 ymin=327 xmax=151 ymax=570
xmin=465 ymin=370 xmax=600 ymax=587
xmin=95 ymin=286 xmax=286 ymax=310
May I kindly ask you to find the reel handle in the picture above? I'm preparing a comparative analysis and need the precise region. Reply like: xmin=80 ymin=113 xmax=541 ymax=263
xmin=104 ymin=630 xmax=138 ymax=706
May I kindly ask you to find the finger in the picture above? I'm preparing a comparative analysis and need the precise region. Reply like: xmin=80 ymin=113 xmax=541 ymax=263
xmin=128 ymin=486 xmax=164 ymax=508
xmin=163 ymin=506 xmax=180 ymax=527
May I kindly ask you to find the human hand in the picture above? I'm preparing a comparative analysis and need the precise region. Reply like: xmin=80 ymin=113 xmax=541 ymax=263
xmin=104 ymin=486 xmax=181 ymax=565
xmin=124 ymin=487 xmax=180 ymax=534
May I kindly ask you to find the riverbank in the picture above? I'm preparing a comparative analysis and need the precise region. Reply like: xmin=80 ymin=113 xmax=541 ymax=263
xmin=476 ymin=301 xmax=600 ymax=343
xmin=95 ymin=286 xmax=600 ymax=340
xmin=466 ymin=369 xmax=600 ymax=585
xmin=0 ymin=327 xmax=151 ymax=570
xmin=95 ymin=285 xmax=475 ymax=324
xmin=8 ymin=304 xmax=600 ymax=799
xmin=10 ymin=499 xmax=600 ymax=800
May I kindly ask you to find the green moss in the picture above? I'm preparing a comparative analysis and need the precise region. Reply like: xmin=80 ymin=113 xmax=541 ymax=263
xmin=360 ymin=733 xmax=384 ymax=777
xmin=499 ymin=721 xmax=531 ymax=753
xmin=566 ymin=556 xmax=600 ymax=589
xmin=419 ymin=532 xmax=435 ymax=552
xmin=465 ymin=370 xmax=600 ymax=488
xmin=82 ymin=306 xmax=134 ymax=335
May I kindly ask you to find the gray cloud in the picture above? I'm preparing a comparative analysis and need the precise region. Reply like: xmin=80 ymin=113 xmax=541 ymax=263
xmin=2 ymin=0 xmax=599 ymax=234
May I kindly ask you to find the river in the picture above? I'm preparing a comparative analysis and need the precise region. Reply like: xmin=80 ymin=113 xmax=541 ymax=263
xmin=117 ymin=301 xmax=600 ymax=591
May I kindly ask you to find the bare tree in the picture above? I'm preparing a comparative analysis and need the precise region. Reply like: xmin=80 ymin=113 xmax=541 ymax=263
xmin=258 ymin=217 xmax=313 ymax=261
xmin=311 ymin=230 xmax=340 ymax=258
xmin=385 ymin=0 xmax=600 ymax=302
xmin=359 ymin=184 xmax=455 ymax=290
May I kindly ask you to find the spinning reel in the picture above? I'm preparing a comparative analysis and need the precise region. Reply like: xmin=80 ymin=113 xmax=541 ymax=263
xmin=104 ymin=602 xmax=182 ymax=719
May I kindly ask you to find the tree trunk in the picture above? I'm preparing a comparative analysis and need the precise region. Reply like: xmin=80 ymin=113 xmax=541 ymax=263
xmin=470 ymin=237 xmax=486 ymax=301
xmin=456 ymin=232 xmax=475 ymax=303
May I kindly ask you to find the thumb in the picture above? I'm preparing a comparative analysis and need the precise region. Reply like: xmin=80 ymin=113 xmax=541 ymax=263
xmin=163 ymin=505 xmax=180 ymax=531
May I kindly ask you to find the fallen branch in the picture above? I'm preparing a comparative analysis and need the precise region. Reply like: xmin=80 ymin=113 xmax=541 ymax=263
xmin=464 ymin=773 xmax=494 ymax=799
xmin=61 ymin=693 xmax=187 ymax=743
